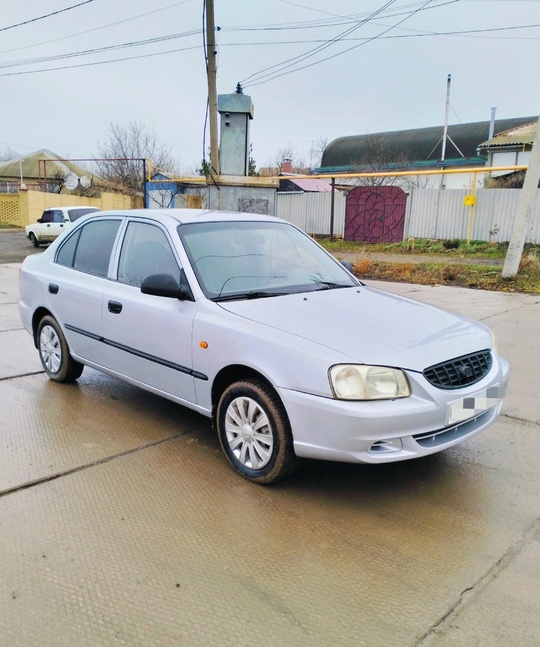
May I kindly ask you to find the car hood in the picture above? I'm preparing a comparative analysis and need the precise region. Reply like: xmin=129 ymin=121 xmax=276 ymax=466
xmin=217 ymin=285 xmax=492 ymax=372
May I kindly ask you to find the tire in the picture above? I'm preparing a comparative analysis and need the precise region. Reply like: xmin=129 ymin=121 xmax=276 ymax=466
xmin=29 ymin=232 xmax=40 ymax=247
xmin=37 ymin=315 xmax=84 ymax=383
xmin=216 ymin=379 xmax=299 ymax=484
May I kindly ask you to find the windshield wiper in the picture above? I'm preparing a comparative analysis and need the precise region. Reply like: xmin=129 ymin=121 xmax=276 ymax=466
xmin=213 ymin=290 xmax=285 ymax=302
xmin=312 ymin=281 xmax=348 ymax=291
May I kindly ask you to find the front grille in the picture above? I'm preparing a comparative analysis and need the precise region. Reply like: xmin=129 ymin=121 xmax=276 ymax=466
xmin=423 ymin=350 xmax=492 ymax=390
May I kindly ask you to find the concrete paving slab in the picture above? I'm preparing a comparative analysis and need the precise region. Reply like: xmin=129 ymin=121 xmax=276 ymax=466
xmin=0 ymin=303 xmax=24 ymax=332
xmin=0 ymin=328 xmax=43 ymax=379
xmin=0 ymin=370 xmax=208 ymax=493
xmin=1 ymin=425 xmax=539 ymax=647
xmin=366 ymin=280 xmax=537 ymax=321
xmin=422 ymin=524 xmax=540 ymax=646
xmin=482 ymin=302 xmax=540 ymax=423
xmin=0 ymin=263 xmax=21 ymax=304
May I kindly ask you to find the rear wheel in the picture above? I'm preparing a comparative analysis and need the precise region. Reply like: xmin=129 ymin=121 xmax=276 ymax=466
xmin=37 ymin=315 xmax=84 ymax=382
xmin=216 ymin=379 xmax=299 ymax=484
xmin=29 ymin=232 xmax=40 ymax=247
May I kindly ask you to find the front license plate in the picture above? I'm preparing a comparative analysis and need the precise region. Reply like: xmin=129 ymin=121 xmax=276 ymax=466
xmin=447 ymin=386 xmax=502 ymax=425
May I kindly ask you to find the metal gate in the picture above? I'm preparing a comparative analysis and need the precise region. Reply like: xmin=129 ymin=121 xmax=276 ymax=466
xmin=345 ymin=186 xmax=407 ymax=243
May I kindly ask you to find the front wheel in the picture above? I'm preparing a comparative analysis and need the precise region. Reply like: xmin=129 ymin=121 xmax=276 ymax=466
xmin=37 ymin=315 xmax=84 ymax=382
xmin=216 ymin=379 xmax=299 ymax=484
xmin=29 ymin=232 xmax=40 ymax=247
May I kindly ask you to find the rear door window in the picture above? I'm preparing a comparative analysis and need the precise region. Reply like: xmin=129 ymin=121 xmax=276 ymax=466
xmin=56 ymin=220 xmax=120 ymax=277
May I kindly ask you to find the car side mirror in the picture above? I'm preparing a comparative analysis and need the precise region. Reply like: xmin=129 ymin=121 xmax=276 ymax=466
xmin=341 ymin=259 xmax=353 ymax=273
xmin=37 ymin=218 xmax=43 ymax=224
xmin=140 ymin=273 xmax=192 ymax=301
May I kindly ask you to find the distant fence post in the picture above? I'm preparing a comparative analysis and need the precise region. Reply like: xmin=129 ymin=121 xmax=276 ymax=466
xmin=330 ymin=177 xmax=335 ymax=241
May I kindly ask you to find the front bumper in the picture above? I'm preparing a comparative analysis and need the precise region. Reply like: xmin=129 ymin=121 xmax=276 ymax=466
xmin=279 ymin=355 xmax=509 ymax=464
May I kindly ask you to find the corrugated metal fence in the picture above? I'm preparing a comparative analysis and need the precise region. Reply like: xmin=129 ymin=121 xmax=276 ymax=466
xmin=275 ymin=192 xmax=346 ymax=235
xmin=405 ymin=189 xmax=540 ymax=242
xmin=276 ymin=188 xmax=540 ymax=243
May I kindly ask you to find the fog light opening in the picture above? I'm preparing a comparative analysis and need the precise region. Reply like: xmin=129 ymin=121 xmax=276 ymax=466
xmin=369 ymin=439 xmax=403 ymax=454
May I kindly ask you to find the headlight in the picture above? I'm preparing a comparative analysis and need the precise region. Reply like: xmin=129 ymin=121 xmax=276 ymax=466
xmin=329 ymin=365 xmax=410 ymax=400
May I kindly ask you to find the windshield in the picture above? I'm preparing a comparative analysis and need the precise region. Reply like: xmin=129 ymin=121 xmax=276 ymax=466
xmin=178 ymin=220 xmax=359 ymax=300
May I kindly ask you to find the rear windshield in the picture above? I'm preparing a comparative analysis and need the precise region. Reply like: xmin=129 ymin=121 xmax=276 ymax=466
xmin=68 ymin=208 xmax=99 ymax=221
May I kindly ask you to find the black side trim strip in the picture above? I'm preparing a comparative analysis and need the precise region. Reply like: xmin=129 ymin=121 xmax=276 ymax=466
xmin=64 ymin=323 xmax=208 ymax=381
xmin=65 ymin=324 xmax=101 ymax=341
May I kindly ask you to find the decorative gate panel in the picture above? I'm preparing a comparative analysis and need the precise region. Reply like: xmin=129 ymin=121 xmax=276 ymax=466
xmin=345 ymin=186 xmax=406 ymax=243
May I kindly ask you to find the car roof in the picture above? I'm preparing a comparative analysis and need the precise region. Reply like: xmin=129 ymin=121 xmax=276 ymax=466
xmin=87 ymin=209 xmax=283 ymax=226
xmin=45 ymin=206 xmax=100 ymax=210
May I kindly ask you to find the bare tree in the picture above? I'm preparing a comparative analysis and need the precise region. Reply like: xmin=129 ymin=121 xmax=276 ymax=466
xmin=96 ymin=121 xmax=176 ymax=193
xmin=48 ymin=166 xmax=102 ymax=197
xmin=310 ymin=137 xmax=328 ymax=169
xmin=0 ymin=147 xmax=18 ymax=162
xmin=260 ymin=146 xmax=308 ymax=176
xmin=148 ymin=183 xmax=182 ymax=208
xmin=350 ymin=135 xmax=408 ymax=187
xmin=349 ymin=135 xmax=431 ymax=191
xmin=71 ymin=179 xmax=102 ymax=198
xmin=484 ymin=171 xmax=529 ymax=189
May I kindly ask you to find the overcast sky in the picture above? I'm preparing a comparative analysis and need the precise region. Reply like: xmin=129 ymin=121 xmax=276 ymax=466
xmin=1 ymin=0 xmax=540 ymax=172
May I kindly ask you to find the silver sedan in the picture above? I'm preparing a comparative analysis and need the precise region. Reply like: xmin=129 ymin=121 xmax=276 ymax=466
xmin=19 ymin=209 xmax=509 ymax=483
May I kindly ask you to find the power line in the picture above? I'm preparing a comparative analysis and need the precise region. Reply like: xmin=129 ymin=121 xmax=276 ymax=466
xmin=0 ymin=0 xmax=95 ymax=34
xmin=239 ymin=0 xmax=462 ymax=86
xmin=0 ymin=44 xmax=201 ymax=78
xmin=1 ymin=1 xmax=539 ymax=78
xmin=243 ymin=0 xmax=440 ymax=88
xmin=230 ymin=22 xmax=540 ymax=46
xmin=0 ymin=31 xmax=200 ymax=70
xmin=0 ymin=0 xmax=194 ymax=56
xmin=223 ymin=0 xmax=457 ymax=32
xmin=2 ymin=19 xmax=539 ymax=78
xmin=241 ymin=0 xmax=400 ymax=86
xmin=274 ymin=0 xmax=343 ymax=18
xmin=3 ymin=16 xmax=539 ymax=74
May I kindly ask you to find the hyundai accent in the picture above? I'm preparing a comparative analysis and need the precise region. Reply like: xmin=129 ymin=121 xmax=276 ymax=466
xmin=19 ymin=209 xmax=509 ymax=483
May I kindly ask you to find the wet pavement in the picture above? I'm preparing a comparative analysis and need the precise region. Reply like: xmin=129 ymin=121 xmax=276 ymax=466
xmin=0 ymin=229 xmax=43 ymax=264
xmin=1 ymin=259 xmax=539 ymax=646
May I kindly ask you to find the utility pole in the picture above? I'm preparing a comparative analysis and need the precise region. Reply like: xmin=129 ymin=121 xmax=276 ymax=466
xmin=441 ymin=74 xmax=451 ymax=163
xmin=205 ymin=0 xmax=219 ymax=175
xmin=439 ymin=73 xmax=451 ymax=190
xmin=502 ymin=112 xmax=540 ymax=277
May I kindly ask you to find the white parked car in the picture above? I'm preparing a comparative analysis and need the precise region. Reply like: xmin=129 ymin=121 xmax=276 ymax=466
xmin=19 ymin=209 xmax=509 ymax=483
xmin=25 ymin=206 xmax=100 ymax=246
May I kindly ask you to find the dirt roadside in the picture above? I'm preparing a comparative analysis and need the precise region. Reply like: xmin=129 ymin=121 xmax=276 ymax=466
xmin=334 ymin=249 xmax=502 ymax=266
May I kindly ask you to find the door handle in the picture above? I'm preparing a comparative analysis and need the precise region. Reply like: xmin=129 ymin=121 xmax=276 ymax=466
xmin=108 ymin=300 xmax=123 ymax=314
